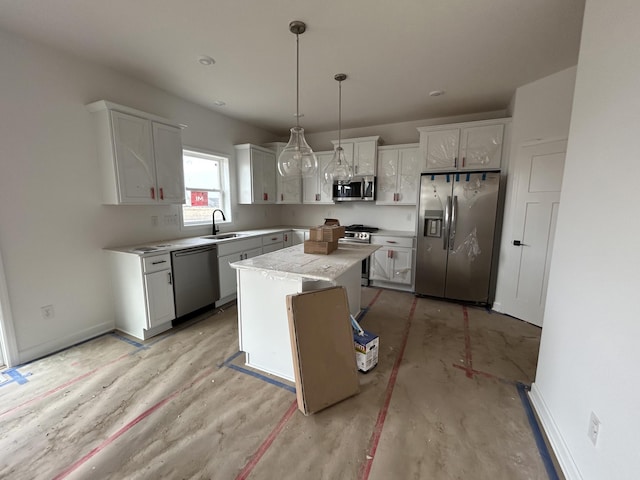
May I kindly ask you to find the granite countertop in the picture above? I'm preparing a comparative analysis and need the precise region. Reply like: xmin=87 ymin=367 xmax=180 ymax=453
xmin=230 ymin=243 xmax=380 ymax=282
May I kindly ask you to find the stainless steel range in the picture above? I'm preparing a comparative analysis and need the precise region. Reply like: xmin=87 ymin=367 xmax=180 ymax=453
xmin=339 ymin=225 xmax=379 ymax=286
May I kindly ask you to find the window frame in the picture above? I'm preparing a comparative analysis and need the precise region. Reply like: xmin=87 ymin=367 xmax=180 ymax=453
xmin=180 ymin=147 xmax=232 ymax=231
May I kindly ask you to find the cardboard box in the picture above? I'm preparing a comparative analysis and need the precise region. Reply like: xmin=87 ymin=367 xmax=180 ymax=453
xmin=303 ymin=239 xmax=338 ymax=255
xmin=354 ymin=330 xmax=379 ymax=372
xmin=309 ymin=225 xmax=346 ymax=242
xmin=286 ymin=287 xmax=360 ymax=415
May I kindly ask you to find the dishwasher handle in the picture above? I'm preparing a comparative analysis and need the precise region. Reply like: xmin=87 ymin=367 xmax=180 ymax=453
xmin=172 ymin=246 xmax=217 ymax=257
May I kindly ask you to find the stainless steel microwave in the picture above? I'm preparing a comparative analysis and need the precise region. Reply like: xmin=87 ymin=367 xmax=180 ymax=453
xmin=332 ymin=176 xmax=376 ymax=202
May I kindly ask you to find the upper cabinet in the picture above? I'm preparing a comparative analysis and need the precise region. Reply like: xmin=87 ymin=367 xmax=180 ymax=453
xmin=417 ymin=120 xmax=508 ymax=172
xmin=87 ymin=100 xmax=185 ymax=205
xmin=376 ymin=144 xmax=421 ymax=205
xmin=263 ymin=142 xmax=302 ymax=204
xmin=235 ymin=144 xmax=276 ymax=204
xmin=302 ymin=151 xmax=334 ymax=204
xmin=330 ymin=136 xmax=381 ymax=176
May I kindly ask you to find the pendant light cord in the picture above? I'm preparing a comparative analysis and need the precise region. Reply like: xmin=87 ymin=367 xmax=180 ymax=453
xmin=296 ymin=33 xmax=300 ymax=129
xmin=338 ymin=79 xmax=342 ymax=148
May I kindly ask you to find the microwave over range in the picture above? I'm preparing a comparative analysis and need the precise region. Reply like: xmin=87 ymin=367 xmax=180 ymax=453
xmin=332 ymin=176 xmax=376 ymax=202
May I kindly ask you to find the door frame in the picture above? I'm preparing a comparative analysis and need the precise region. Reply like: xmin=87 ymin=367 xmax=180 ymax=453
xmin=0 ymin=248 xmax=18 ymax=367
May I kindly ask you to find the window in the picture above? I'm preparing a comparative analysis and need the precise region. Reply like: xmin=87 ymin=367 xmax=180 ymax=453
xmin=181 ymin=149 xmax=231 ymax=228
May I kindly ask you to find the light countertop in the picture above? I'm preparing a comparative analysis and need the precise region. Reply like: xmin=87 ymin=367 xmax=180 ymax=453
xmin=230 ymin=243 xmax=380 ymax=282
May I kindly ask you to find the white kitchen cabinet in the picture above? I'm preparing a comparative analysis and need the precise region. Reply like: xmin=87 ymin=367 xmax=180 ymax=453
xmin=264 ymin=142 xmax=302 ymax=204
xmin=216 ymin=236 xmax=263 ymax=304
xmin=331 ymin=136 xmax=381 ymax=176
xmin=376 ymin=144 xmax=421 ymax=205
xmin=302 ymin=151 xmax=334 ymax=204
xmin=87 ymin=100 xmax=185 ymax=205
xmin=108 ymin=251 xmax=175 ymax=340
xmin=369 ymin=235 xmax=415 ymax=291
xmin=262 ymin=232 xmax=285 ymax=253
xmin=418 ymin=120 xmax=507 ymax=172
xmin=283 ymin=230 xmax=293 ymax=247
xmin=291 ymin=229 xmax=308 ymax=245
xmin=236 ymin=144 xmax=277 ymax=204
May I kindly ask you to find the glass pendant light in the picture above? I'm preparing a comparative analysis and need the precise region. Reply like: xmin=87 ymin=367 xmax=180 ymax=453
xmin=277 ymin=21 xmax=318 ymax=178
xmin=324 ymin=74 xmax=353 ymax=185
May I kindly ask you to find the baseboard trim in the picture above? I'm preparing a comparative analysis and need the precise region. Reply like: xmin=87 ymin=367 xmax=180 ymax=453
xmin=529 ymin=382 xmax=583 ymax=480
xmin=17 ymin=321 xmax=115 ymax=365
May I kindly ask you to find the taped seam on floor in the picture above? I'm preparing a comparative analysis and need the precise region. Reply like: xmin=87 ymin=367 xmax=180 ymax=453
xmin=358 ymin=295 xmax=418 ymax=480
xmin=0 ymin=368 xmax=31 ymax=387
xmin=52 ymin=367 xmax=214 ymax=480
xmin=110 ymin=332 xmax=145 ymax=349
xmin=219 ymin=351 xmax=295 ymax=394
xmin=462 ymin=305 xmax=474 ymax=378
xmin=517 ymin=383 xmax=560 ymax=480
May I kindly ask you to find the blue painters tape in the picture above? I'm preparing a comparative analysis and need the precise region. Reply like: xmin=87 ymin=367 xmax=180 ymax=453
xmin=517 ymin=383 xmax=559 ymax=480
xmin=482 ymin=172 xmax=487 ymax=181
xmin=227 ymin=364 xmax=296 ymax=394
xmin=218 ymin=351 xmax=244 ymax=368
xmin=466 ymin=173 xmax=471 ymax=182
xmin=446 ymin=174 xmax=450 ymax=183
xmin=456 ymin=173 xmax=460 ymax=182
xmin=430 ymin=175 xmax=435 ymax=181
xmin=0 ymin=368 xmax=30 ymax=387
xmin=111 ymin=332 xmax=144 ymax=349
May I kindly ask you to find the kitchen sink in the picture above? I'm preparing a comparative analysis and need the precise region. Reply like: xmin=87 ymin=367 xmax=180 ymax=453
xmin=201 ymin=233 xmax=247 ymax=240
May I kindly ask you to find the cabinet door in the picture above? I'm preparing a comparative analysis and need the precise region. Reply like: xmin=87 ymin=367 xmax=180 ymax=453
xmin=144 ymin=270 xmax=175 ymax=328
xmin=354 ymin=140 xmax=377 ymax=176
xmin=262 ymin=242 xmax=284 ymax=254
xmin=152 ymin=122 xmax=185 ymax=204
xmin=389 ymin=248 xmax=413 ymax=285
xmin=369 ymin=248 xmax=391 ymax=281
xmin=422 ymin=129 xmax=459 ymax=171
xmin=218 ymin=252 xmax=242 ymax=299
xmin=459 ymin=124 xmax=504 ymax=170
xmin=259 ymin=149 xmax=277 ymax=203
xmin=244 ymin=247 xmax=263 ymax=259
xmin=111 ymin=111 xmax=155 ymax=203
xmin=277 ymin=175 xmax=302 ymax=204
xmin=250 ymin=150 xmax=264 ymax=203
xmin=397 ymin=147 xmax=420 ymax=205
xmin=376 ymin=149 xmax=399 ymax=204
xmin=283 ymin=231 xmax=293 ymax=247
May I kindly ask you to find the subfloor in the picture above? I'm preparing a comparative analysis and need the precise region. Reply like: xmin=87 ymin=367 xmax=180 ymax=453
xmin=0 ymin=289 xmax=552 ymax=479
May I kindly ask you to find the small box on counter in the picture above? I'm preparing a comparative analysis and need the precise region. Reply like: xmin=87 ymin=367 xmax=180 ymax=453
xmin=304 ymin=239 xmax=338 ymax=255
xmin=309 ymin=225 xmax=346 ymax=243
xmin=354 ymin=330 xmax=379 ymax=373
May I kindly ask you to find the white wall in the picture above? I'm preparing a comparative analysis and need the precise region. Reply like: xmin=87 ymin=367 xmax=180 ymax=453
xmin=493 ymin=66 xmax=577 ymax=312
xmin=530 ymin=1 xmax=640 ymax=478
xmin=0 ymin=28 xmax=276 ymax=364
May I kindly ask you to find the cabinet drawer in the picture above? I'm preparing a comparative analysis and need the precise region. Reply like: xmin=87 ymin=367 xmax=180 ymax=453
xmin=371 ymin=235 xmax=414 ymax=248
xmin=142 ymin=254 xmax=171 ymax=273
xmin=262 ymin=232 xmax=284 ymax=246
xmin=217 ymin=236 xmax=263 ymax=257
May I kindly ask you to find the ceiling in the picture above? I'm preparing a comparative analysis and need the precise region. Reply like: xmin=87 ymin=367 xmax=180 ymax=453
xmin=0 ymin=0 xmax=585 ymax=136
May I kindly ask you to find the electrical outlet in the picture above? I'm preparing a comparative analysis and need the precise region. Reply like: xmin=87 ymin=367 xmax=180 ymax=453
xmin=41 ymin=305 xmax=55 ymax=320
xmin=151 ymin=215 xmax=158 ymax=227
xmin=588 ymin=411 xmax=600 ymax=446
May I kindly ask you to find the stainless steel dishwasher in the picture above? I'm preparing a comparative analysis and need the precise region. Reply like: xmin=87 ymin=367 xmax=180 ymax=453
xmin=171 ymin=245 xmax=220 ymax=317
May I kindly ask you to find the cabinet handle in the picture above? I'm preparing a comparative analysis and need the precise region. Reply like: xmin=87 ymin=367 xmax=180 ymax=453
xmin=150 ymin=187 xmax=155 ymax=200
xmin=159 ymin=187 xmax=164 ymax=200
xmin=151 ymin=260 xmax=167 ymax=265
xmin=462 ymin=157 xmax=466 ymax=168
xmin=454 ymin=157 xmax=458 ymax=168
xmin=386 ymin=240 xmax=397 ymax=244
xmin=168 ymin=272 xmax=172 ymax=285
xmin=280 ymin=193 xmax=284 ymax=201
xmin=355 ymin=165 xmax=358 ymax=174
xmin=271 ymin=237 xmax=277 ymax=241
xmin=264 ymin=193 xmax=268 ymax=201
xmin=285 ymin=234 xmax=288 ymax=242
xmin=315 ymin=193 xmax=320 ymax=201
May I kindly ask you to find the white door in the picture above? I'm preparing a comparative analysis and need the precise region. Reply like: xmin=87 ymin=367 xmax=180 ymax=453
xmin=506 ymin=139 xmax=567 ymax=326
xmin=144 ymin=270 xmax=176 ymax=328
xmin=152 ymin=122 xmax=185 ymax=204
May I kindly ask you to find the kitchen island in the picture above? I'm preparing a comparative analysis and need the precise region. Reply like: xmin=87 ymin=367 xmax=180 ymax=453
xmin=231 ymin=243 xmax=379 ymax=381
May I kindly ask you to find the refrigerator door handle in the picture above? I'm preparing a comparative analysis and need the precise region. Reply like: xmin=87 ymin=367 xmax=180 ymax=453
xmin=449 ymin=195 xmax=458 ymax=251
xmin=443 ymin=196 xmax=451 ymax=250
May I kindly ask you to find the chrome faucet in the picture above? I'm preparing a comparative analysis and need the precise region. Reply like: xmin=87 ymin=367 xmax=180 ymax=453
xmin=212 ymin=209 xmax=226 ymax=235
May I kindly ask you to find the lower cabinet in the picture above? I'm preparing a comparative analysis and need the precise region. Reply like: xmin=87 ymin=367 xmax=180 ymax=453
xmin=216 ymin=236 xmax=263 ymax=304
xmin=262 ymin=232 xmax=285 ymax=253
xmin=369 ymin=235 xmax=415 ymax=291
xmin=291 ymin=229 xmax=308 ymax=245
xmin=109 ymin=252 xmax=175 ymax=340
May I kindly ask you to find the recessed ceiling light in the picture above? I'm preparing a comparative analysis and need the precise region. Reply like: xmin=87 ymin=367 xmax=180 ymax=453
xmin=429 ymin=90 xmax=445 ymax=97
xmin=213 ymin=100 xmax=226 ymax=107
xmin=198 ymin=55 xmax=215 ymax=66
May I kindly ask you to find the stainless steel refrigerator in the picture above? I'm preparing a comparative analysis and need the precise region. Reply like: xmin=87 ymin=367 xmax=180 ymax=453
xmin=415 ymin=171 xmax=501 ymax=304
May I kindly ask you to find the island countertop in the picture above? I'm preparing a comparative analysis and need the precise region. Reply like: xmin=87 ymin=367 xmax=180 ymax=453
xmin=230 ymin=243 xmax=380 ymax=282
